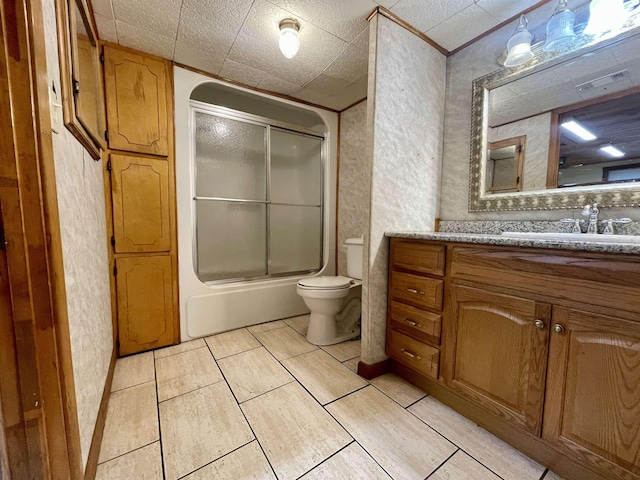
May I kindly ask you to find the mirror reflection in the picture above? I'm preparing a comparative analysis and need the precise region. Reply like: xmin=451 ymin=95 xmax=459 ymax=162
xmin=486 ymin=136 xmax=525 ymax=193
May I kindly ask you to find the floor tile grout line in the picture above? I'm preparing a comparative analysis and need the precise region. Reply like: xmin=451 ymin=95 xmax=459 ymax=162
xmin=539 ymin=468 xmax=550 ymax=480
xmin=109 ymin=378 xmax=157 ymax=395
xmin=237 ymin=380 xmax=297 ymax=406
xmin=174 ymin=439 xmax=256 ymax=479
xmin=235 ymin=397 xmax=280 ymax=479
xmin=154 ymin=342 xmax=208 ymax=361
xmin=96 ymin=439 xmax=160 ymax=468
xmin=152 ymin=354 xmax=168 ymax=480
xmin=157 ymin=378 xmax=227 ymax=405
xmin=367 ymin=381 xmax=426 ymax=410
xmin=213 ymin=344 xmax=264 ymax=362
xmin=404 ymin=392 xmax=429 ymax=410
xmin=293 ymin=440 xmax=359 ymax=479
xmin=322 ymin=383 xmax=370 ymax=408
xmin=423 ymin=448 xmax=460 ymax=480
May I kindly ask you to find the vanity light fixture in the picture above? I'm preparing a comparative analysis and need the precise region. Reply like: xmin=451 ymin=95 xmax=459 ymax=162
xmin=544 ymin=0 xmax=577 ymax=51
xmin=584 ymin=0 xmax=626 ymax=37
xmin=561 ymin=117 xmax=597 ymax=141
xmin=504 ymin=15 xmax=535 ymax=67
xmin=600 ymin=143 xmax=625 ymax=157
xmin=279 ymin=18 xmax=300 ymax=59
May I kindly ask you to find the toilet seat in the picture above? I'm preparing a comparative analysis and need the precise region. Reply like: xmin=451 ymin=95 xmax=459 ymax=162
xmin=297 ymin=276 xmax=352 ymax=290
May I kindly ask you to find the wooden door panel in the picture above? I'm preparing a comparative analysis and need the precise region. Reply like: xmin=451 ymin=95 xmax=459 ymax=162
xmin=449 ymin=285 xmax=549 ymax=434
xmin=111 ymin=154 xmax=170 ymax=253
xmin=104 ymin=45 xmax=168 ymax=155
xmin=544 ymin=307 xmax=640 ymax=479
xmin=116 ymin=256 xmax=174 ymax=355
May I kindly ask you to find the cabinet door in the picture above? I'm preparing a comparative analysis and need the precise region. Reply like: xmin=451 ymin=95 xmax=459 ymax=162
xmin=103 ymin=45 xmax=168 ymax=155
xmin=543 ymin=307 xmax=640 ymax=479
xmin=116 ymin=256 xmax=174 ymax=355
xmin=110 ymin=154 xmax=171 ymax=253
xmin=446 ymin=285 xmax=550 ymax=435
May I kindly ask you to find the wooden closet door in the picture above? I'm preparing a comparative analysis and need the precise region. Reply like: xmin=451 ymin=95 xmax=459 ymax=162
xmin=110 ymin=154 xmax=170 ymax=253
xmin=103 ymin=45 xmax=168 ymax=155
xmin=446 ymin=284 xmax=550 ymax=435
xmin=543 ymin=307 xmax=640 ymax=480
xmin=116 ymin=256 xmax=174 ymax=355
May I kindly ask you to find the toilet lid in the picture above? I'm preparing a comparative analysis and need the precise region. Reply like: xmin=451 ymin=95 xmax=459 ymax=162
xmin=298 ymin=276 xmax=352 ymax=289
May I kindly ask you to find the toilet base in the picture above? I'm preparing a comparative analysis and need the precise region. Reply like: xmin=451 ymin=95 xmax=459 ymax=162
xmin=306 ymin=312 xmax=360 ymax=345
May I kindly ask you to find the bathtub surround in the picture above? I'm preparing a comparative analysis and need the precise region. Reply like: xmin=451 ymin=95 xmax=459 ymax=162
xmin=361 ymin=13 xmax=447 ymax=365
xmin=42 ymin=0 xmax=114 ymax=470
xmin=337 ymin=100 xmax=369 ymax=276
xmin=439 ymin=0 xmax=640 ymax=222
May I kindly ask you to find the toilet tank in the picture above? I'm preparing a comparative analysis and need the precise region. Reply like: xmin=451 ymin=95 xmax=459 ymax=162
xmin=345 ymin=237 xmax=363 ymax=280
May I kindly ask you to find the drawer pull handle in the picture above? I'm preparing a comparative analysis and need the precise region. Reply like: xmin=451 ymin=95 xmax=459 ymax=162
xmin=405 ymin=319 xmax=423 ymax=328
xmin=401 ymin=349 xmax=421 ymax=360
xmin=406 ymin=288 xmax=425 ymax=295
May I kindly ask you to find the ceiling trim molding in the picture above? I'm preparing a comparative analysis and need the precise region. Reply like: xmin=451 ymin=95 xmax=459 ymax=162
xmin=172 ymin=62 xmax=341 ymax=114
xmin=366 ymin=6 xmax=449 ymax=56
xmin=339 ymin=96 xmax=367 ymax=113
xmin=448 ymin=0 xmax=553 ymax=56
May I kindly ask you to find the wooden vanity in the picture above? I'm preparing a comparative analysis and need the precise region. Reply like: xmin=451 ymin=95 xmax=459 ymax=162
xmin=386 ymin=236 xmax=640 ymax=480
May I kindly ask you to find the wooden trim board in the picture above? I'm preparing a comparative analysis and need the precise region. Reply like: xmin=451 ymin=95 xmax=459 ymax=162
xmin=357 ymin=358 xmax=392 ymax=379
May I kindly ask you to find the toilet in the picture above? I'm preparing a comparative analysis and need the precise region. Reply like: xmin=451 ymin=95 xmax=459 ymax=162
xmin=297 ymin=237 xmax=363 ymax=346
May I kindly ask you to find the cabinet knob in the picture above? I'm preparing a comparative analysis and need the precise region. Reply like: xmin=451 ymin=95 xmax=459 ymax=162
xmin=553 ymin=324 xmax=566 ymax=334
xmin=533 ymin=319 xmax=545 ymax=330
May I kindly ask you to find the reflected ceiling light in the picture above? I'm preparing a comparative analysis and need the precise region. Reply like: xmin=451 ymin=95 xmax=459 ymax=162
xmin=584 ymin=0 xmax=626 ymax=37
xmin=561 ymin=117 xmax=597 ymax=141
xmin=544 ymin=0 xmax=577 ymax=51
xmin=504 ymin=15 xmax=535 ymax=67
xmin=279 ymin=18 xmax=300 ymax=59
xmin=600 ymin=144 xmax=625 ymax=157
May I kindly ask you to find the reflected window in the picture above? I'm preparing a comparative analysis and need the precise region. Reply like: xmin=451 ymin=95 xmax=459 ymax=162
xmin=486 ymin=136 xmax=526 ymax=193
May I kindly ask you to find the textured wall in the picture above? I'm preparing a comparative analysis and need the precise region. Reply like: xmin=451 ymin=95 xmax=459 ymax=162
xmin=488 ymin=112 xmax=551 ymax=192
xmin=439 ymin=1 xmax=640 ymax=221
xmin=337 ymin=100 xmax=368 ymax=276
xmin=362 ymin=15 xmax=446 ymax=364
xmin=41 ymin=0 xmax=114 ymax=470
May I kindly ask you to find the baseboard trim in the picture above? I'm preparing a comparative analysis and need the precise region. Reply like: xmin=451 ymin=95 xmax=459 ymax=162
xmin=357 ymin=358 xmax=391 ymax=380
xmin=84 ymin=349 xmax=116 ymax=479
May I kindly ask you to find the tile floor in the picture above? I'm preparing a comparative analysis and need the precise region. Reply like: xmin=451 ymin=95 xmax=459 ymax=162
xmin=97 ymin=315 xmax=565 ymax=480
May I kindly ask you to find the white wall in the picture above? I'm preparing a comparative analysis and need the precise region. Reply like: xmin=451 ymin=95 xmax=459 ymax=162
xmin=362 ymin=14 xmax=447 ymax=364
xmin=41 ymin=0 xmax=113 ymax=470
xmin=338 ymin=100 xmax=368 ymax=276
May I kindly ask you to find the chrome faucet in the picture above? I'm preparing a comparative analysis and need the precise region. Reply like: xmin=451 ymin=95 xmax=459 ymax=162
xmin=582 ymin=203 xmax=599 ymax=234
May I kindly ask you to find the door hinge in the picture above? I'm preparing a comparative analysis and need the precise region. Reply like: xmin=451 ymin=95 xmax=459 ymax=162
xmin=518 ymin=145 xmax=523 ymax=153
xmin=106 ymin=160 xmax=112 ymax=172
xmin=0 ymin=222 xmax=5 ymax=250
xmin=100 ymin=52 xmax=105 ymax=65
xmin=111 ymin=236 xmax=115 ymax=247
xmin=104 ymin=130 xmax=109 ymax=142
xmin=113 ymin=265 xmax=118 ymax=276
xmin=72 ymin=78 xmax=80 ymax=95
xmin=517 ymin=176 xmax=521 ymax=184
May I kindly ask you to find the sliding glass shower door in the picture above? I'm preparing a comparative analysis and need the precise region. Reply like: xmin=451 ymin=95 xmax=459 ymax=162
xmin=192 ymin=103 xmax=323 ymax=283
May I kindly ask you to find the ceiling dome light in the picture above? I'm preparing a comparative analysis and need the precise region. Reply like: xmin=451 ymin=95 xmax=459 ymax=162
xmin=504 ymin=15 xmax=534 ymax=67
xmin=279 ymin=18 xmax=300 ymax=59
xmin=584 ymin=0 xmax=626 ymax=37
xmin=544 ymin=0 xmax=576 ymax=52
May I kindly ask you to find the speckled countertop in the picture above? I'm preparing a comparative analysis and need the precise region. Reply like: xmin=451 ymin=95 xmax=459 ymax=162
xmin=385 ymin=231 xmax=640 ymax=255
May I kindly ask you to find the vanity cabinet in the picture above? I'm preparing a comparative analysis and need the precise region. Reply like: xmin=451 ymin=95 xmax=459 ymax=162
xmin=386 ymin=237 xmax=640 ymax=480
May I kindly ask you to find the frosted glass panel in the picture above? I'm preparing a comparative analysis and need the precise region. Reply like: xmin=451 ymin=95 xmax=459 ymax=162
xmin=270 ymin=130 xmax=322 ymax=205
xmin=270 ymin=205 xmax=322 ymax=274
xmin=196 ymin=201 xmax=266 ymax=281
xmin=195 ymin=112 xmax=266 ymax=200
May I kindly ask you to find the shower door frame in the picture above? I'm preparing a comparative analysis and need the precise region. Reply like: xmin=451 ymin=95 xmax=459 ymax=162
xmin=189 ymin=100 xmax=326 ymax=285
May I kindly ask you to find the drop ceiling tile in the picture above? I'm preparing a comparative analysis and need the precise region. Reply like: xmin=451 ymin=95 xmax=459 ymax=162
xmin=91 ymin=0 xmax=114 ymax=19
xmin=174 ymin=42 xmax=227 ymax=75
xmin=476 ymin=0 xmax=543 ymax=22
xmin=374 ymin=0 xmax=401 ymax=8
xmin=183 ymin=0 xmax=254 ymax=18
xmin=425 ymin=4 xmax=500 ymax=51
xmin=266 ymin=0 xmax=319 ymax=21
xmin=115 ymin=21 xmax=175 ymax=59
xmin=176 ymin=5 xmax=244 ymax=57
xmin=219 ymin=59 xmax=266 ymax=87
xmin=323 ymin=74 xmax=368 ymax=110
xmin=306 ymin=0 xmax=378 ymax=42
xmin=95 ymin=14 xmax=118 ymax=42
xmin=390 ymin=0 xmax=476 ymax=33
xmin=291 ymin=86 xmax=331 ymax=105
xmin=112 ymin=0 xmax=181 ymax=38
xmin=324 ymin=44 xmax=368 ymax=83
xmin=256 ymin=73 xmax=302 ymax=95
xmin=351 ymin=25 xmax=370 ymax=52
xmin=295 ymin=23 xmax=348 ymax=68
xmin=302 ymin=73 xmax=352 ymax=96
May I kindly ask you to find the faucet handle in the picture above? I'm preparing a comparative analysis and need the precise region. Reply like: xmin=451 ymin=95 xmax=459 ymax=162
xmin=602 ymin=218 xmax=633 ymax=235
xmin=561 ymin=218 xmax=583 ymax=233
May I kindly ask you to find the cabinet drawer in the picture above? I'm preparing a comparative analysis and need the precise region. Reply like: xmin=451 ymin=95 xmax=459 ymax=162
xmin=391 ymin=240 xmax=445 ymax=276
xmin=389 ymin=301 xmax=441 ymax=345
xmin=390 ymin=271 xmax=443 ymax=311
xmin=388 ymin=330 xmax=440 ymax=379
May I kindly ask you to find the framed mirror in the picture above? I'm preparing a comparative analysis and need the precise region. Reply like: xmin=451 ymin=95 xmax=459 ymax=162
xmin=55 ymin=0 xmax=105 ymax=160
xmin=469 ymin=2 xmax=640 ymax=211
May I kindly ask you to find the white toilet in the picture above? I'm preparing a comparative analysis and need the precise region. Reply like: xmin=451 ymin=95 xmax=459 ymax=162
xmin=297 ymin=237 xmax=363 ymax=346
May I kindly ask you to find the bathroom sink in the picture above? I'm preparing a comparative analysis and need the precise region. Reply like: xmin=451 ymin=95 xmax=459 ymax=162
xmin=500 ymin=232 xmax=640 ymax=244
